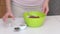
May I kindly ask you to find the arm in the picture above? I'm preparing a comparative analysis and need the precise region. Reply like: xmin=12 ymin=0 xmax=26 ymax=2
xmin=3 ymin=0 xmax=14 ymax=22
xmin=6 ymin=0 xmax=12 ymax=12
xmin=45 ymin=0 xmax=49 ymax=3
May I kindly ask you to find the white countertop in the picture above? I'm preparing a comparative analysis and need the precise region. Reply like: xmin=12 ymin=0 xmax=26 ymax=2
xmin=0 ymin=15 xmax=60 ymax=34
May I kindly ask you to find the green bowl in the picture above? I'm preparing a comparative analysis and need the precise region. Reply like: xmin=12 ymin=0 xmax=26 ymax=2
xmin=23 ymin=11 xmax=46 ymax=27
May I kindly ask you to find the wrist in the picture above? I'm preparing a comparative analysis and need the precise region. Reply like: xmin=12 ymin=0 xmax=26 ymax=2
xmin=7 ymin=11 xmax=12 ymax=13
xmin=44 ymin=0 xmax=49 ymax=4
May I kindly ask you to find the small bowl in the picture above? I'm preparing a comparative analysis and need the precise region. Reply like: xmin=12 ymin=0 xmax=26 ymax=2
xmin=23 ymin=11 xmax=46 ymax=27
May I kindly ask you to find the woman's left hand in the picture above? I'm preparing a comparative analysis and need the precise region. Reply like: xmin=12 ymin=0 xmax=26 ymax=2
xmin=42 ymin=2 xmax=49 ymax=15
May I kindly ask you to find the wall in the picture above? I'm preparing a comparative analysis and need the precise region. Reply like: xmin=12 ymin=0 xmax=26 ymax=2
xmin=0 ymin=0 xmax=6 ymax=18
xmin=48 ymin=0 xmax=60 ymax=15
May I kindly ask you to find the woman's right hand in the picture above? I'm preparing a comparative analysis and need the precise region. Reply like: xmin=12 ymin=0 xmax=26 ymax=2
xmin=3 ymin=12 xmax=15 ymax=22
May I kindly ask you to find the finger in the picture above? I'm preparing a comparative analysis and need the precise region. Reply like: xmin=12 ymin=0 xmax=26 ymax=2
xmin=3 ymin=16 xmax=8 ymax=23
xmin=42 ymin=7 xmax=45 ymax=12
xmin=42 ymin=6 xmax=46 ymax=13
xmin=10 ymin=14 xmax=15 ymax=20
xmin=45 ymin=7 xmax=49 ymax=15
xmin=12 ymin=16 xmax=15 ymax=20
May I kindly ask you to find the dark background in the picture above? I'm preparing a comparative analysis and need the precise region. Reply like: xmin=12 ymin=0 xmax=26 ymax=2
xmin=48 ymin=0 xmax=60 ymax=15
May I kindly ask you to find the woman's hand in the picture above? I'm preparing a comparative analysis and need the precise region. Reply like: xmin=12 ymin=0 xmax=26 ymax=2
xmin=3 ymin=12 xmax=14 ymax=22
xmin=42 ymin=1 xmax=49 ymax=15
xmin=3 ymin=0 xmax=14 ymax=22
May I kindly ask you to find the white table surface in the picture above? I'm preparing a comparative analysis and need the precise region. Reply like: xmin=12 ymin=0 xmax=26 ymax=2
xmin=0 ymin=15 xmax=60 ymax=34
